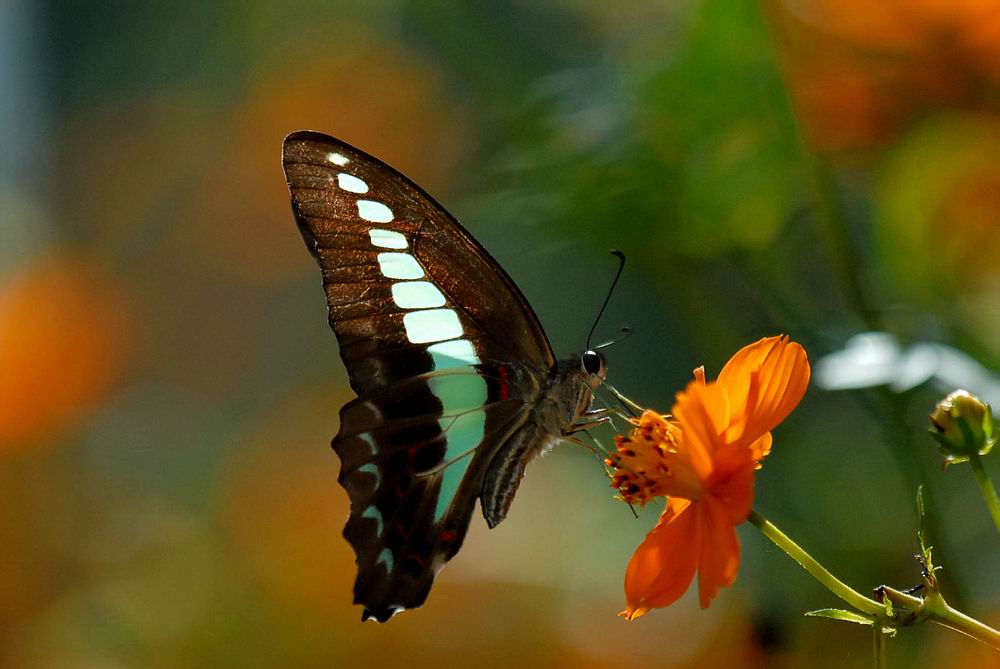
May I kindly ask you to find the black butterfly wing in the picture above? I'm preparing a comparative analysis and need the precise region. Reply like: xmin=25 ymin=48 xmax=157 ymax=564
xmin=282 ymin=131 xmax=555 ymax=621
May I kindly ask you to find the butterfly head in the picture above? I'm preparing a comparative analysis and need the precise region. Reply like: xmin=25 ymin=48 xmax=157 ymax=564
xmin=581 ymin=349 xmax=608 ymax=388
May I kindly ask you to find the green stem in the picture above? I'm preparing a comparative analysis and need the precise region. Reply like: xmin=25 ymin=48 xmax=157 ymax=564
xmin=873 ymin=626 xmax=888 ymax=669
xmin=925 ymin=596 xmax=1000 ymax=652
xmin=969 ymin=454 xmax=1000 ymax=535
xmin=749 ymin=509 xmax=883 ymax=616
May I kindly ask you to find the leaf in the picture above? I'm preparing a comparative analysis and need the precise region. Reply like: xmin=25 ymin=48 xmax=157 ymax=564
xmin=915 ymin=485 xmax=940 ymax=586
xmin=805 ymin=609 xmax=875 ymax=626
xmin=806 ymin=609 xmax=896 ymax=636
xmin=916 ymin=484 xmax=928 ymax=555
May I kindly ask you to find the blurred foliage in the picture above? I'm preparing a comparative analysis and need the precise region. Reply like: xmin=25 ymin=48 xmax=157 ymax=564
xmin=1 ymin=0 xmax=999 ymax=667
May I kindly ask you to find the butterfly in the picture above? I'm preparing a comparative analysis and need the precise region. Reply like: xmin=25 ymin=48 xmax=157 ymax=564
xmin=281 ymin=131 xmax=610 ymax=622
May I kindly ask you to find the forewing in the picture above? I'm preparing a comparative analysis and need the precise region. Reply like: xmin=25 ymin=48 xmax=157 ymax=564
xmin=282 ymin=130 xmax=555 ymax=377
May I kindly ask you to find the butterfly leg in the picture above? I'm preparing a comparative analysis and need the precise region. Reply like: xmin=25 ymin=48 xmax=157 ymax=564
xmin=564 ymin=434 xmax=638 ymax=519
xmin=564 ymin=433 xmax=608 ymax=459
xmin=564 ymin=407 xmax=622 ymax=435
xmin=585 ymin=403 xmax=637 ymax=420
xmin=562 ymin=409 xmax=613 ymax=461
xmin=564 ymin=418 xmax=611 ymax=435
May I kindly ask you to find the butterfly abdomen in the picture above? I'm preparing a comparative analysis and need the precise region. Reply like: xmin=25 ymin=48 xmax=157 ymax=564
xmin=480 ymin=418 xmax=559 ymax=528
xmin=480 ymin=359 xmax=593 ymax=528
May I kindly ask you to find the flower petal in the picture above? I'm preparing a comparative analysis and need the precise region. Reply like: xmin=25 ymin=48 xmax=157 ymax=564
xmin=744 ymin=339 xmax=810 ymax=441
xmin=705 ymin=447 xmax=757 ymax=525
xmin=621 ymin=498 xmax=699 ymax=619
xmin=672 ymin=379 xmax=729 ymax=475
xmin=717 ymin=336 xmax=783 ymax=407
xmin=696 ymin=494 xmax=741 ymax=608
xmin=719 ymin=336 xmax=810 ymax=448
xmin=748 ymin=432 xmax=772 ymax=462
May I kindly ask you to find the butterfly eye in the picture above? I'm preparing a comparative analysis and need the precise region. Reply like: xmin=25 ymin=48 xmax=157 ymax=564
xmin=582 ymin=350 xmax=603 ymax=376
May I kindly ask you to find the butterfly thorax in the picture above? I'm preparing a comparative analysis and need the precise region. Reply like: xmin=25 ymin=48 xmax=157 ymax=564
xmin=480 ymin=355 xmax=599 ymax=528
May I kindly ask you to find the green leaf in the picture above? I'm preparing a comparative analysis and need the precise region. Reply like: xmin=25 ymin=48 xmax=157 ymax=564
xmin=916 ymin=484 xmax=928 ymax=555
xmin=805 ymin=609 xmax=875 ymax=626
xmin=915 ymin=485 xmax=940 ymax=585
xmin=882 ymin=593 xmax=895 ymax=618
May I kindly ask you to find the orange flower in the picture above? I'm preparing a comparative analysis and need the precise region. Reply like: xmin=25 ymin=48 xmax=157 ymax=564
xmin=608 ymin=336 xmax=810 ymax=619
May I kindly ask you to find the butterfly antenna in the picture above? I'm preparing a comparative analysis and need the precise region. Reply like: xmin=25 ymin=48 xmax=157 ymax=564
xmin=593 ymin=326 xmax=632 ymax=350
xmin=586 ymin=250 xmax=627 ymax=350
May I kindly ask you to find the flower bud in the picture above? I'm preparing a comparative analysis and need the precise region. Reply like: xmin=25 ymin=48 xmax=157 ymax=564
xmin=928 ymin=390 xmax=995 ymax=464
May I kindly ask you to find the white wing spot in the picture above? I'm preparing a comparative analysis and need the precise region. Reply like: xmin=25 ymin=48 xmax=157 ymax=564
xmin=357 ymin=433 xmax=376 ymax=455
xmin=376 ymin=252 xmax=424 ymax=280
xmin=358 ymin=462 xmax=381 ymax=490
xmin=326 ymin=152 xmax=349 ymax=166
xmin=358 ymin=200 xmax=393 ymax=223
xmin=403 ymin=308 xmax=463 ymax=344
xmin=391 ymin=281 xmax=446 ymax=309
xmin=368 ymin=228 xmax=408 ymax=249
xmin=377 ymin=548 xmax=395 ymax=571
xmin=361 ymin=505 xmax=384 ymax=537
xmin=337 ymin=173 xmax=369 ymax=193
xmin=427 ymin=339 xmax=480 ymax=370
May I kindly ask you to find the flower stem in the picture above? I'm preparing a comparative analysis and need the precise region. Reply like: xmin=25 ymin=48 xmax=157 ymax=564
xmin=969 ymin=455 xmax=1000 ymax=535
xmin=873 ymin=626 xmax=888 ymax=669
xmin=751 ymin=511 xmax=1000 ymax=651
xmin=748 ymin=509 xmax=883 ymax=616
xmin=924 ymin=594 xmax=1000 ymax=651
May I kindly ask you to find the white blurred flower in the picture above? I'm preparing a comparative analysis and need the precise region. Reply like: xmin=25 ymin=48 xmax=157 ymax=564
xmin=815 ymin=332 xmax=1000 ymax=407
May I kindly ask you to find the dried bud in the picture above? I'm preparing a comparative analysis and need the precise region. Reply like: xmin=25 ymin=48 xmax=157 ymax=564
xmin=929 ymin=390 xmax=995 ymax=464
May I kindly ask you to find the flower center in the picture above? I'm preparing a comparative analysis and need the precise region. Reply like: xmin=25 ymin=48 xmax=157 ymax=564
xmin=607 ymin=412 xmax=704 ymax=505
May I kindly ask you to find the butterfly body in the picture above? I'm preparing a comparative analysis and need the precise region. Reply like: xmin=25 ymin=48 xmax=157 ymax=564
xmin=480 ymin=355 xmax=600 ymax=528
xmin=282 ymin=131 xmax=606 ymax=622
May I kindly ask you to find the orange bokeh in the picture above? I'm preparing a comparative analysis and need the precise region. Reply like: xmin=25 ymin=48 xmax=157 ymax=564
xmin=219 ymin=385 xmax=359 ymax=627
xmin=766 ymin=0 xmax=1000 ymax=153
xmin=186 ymin=38 xmax=472 ymax=285
xmin=0 ymin=253 xmax=130 ymax=449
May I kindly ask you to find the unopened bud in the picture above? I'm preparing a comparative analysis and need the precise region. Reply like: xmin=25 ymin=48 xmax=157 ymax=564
xmin=929 ymin=390 xmax=995 ymax=464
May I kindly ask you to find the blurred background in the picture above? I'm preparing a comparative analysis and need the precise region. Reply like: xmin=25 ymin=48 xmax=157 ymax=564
xmin=2 ymin=0 xmax=999 ymax=666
